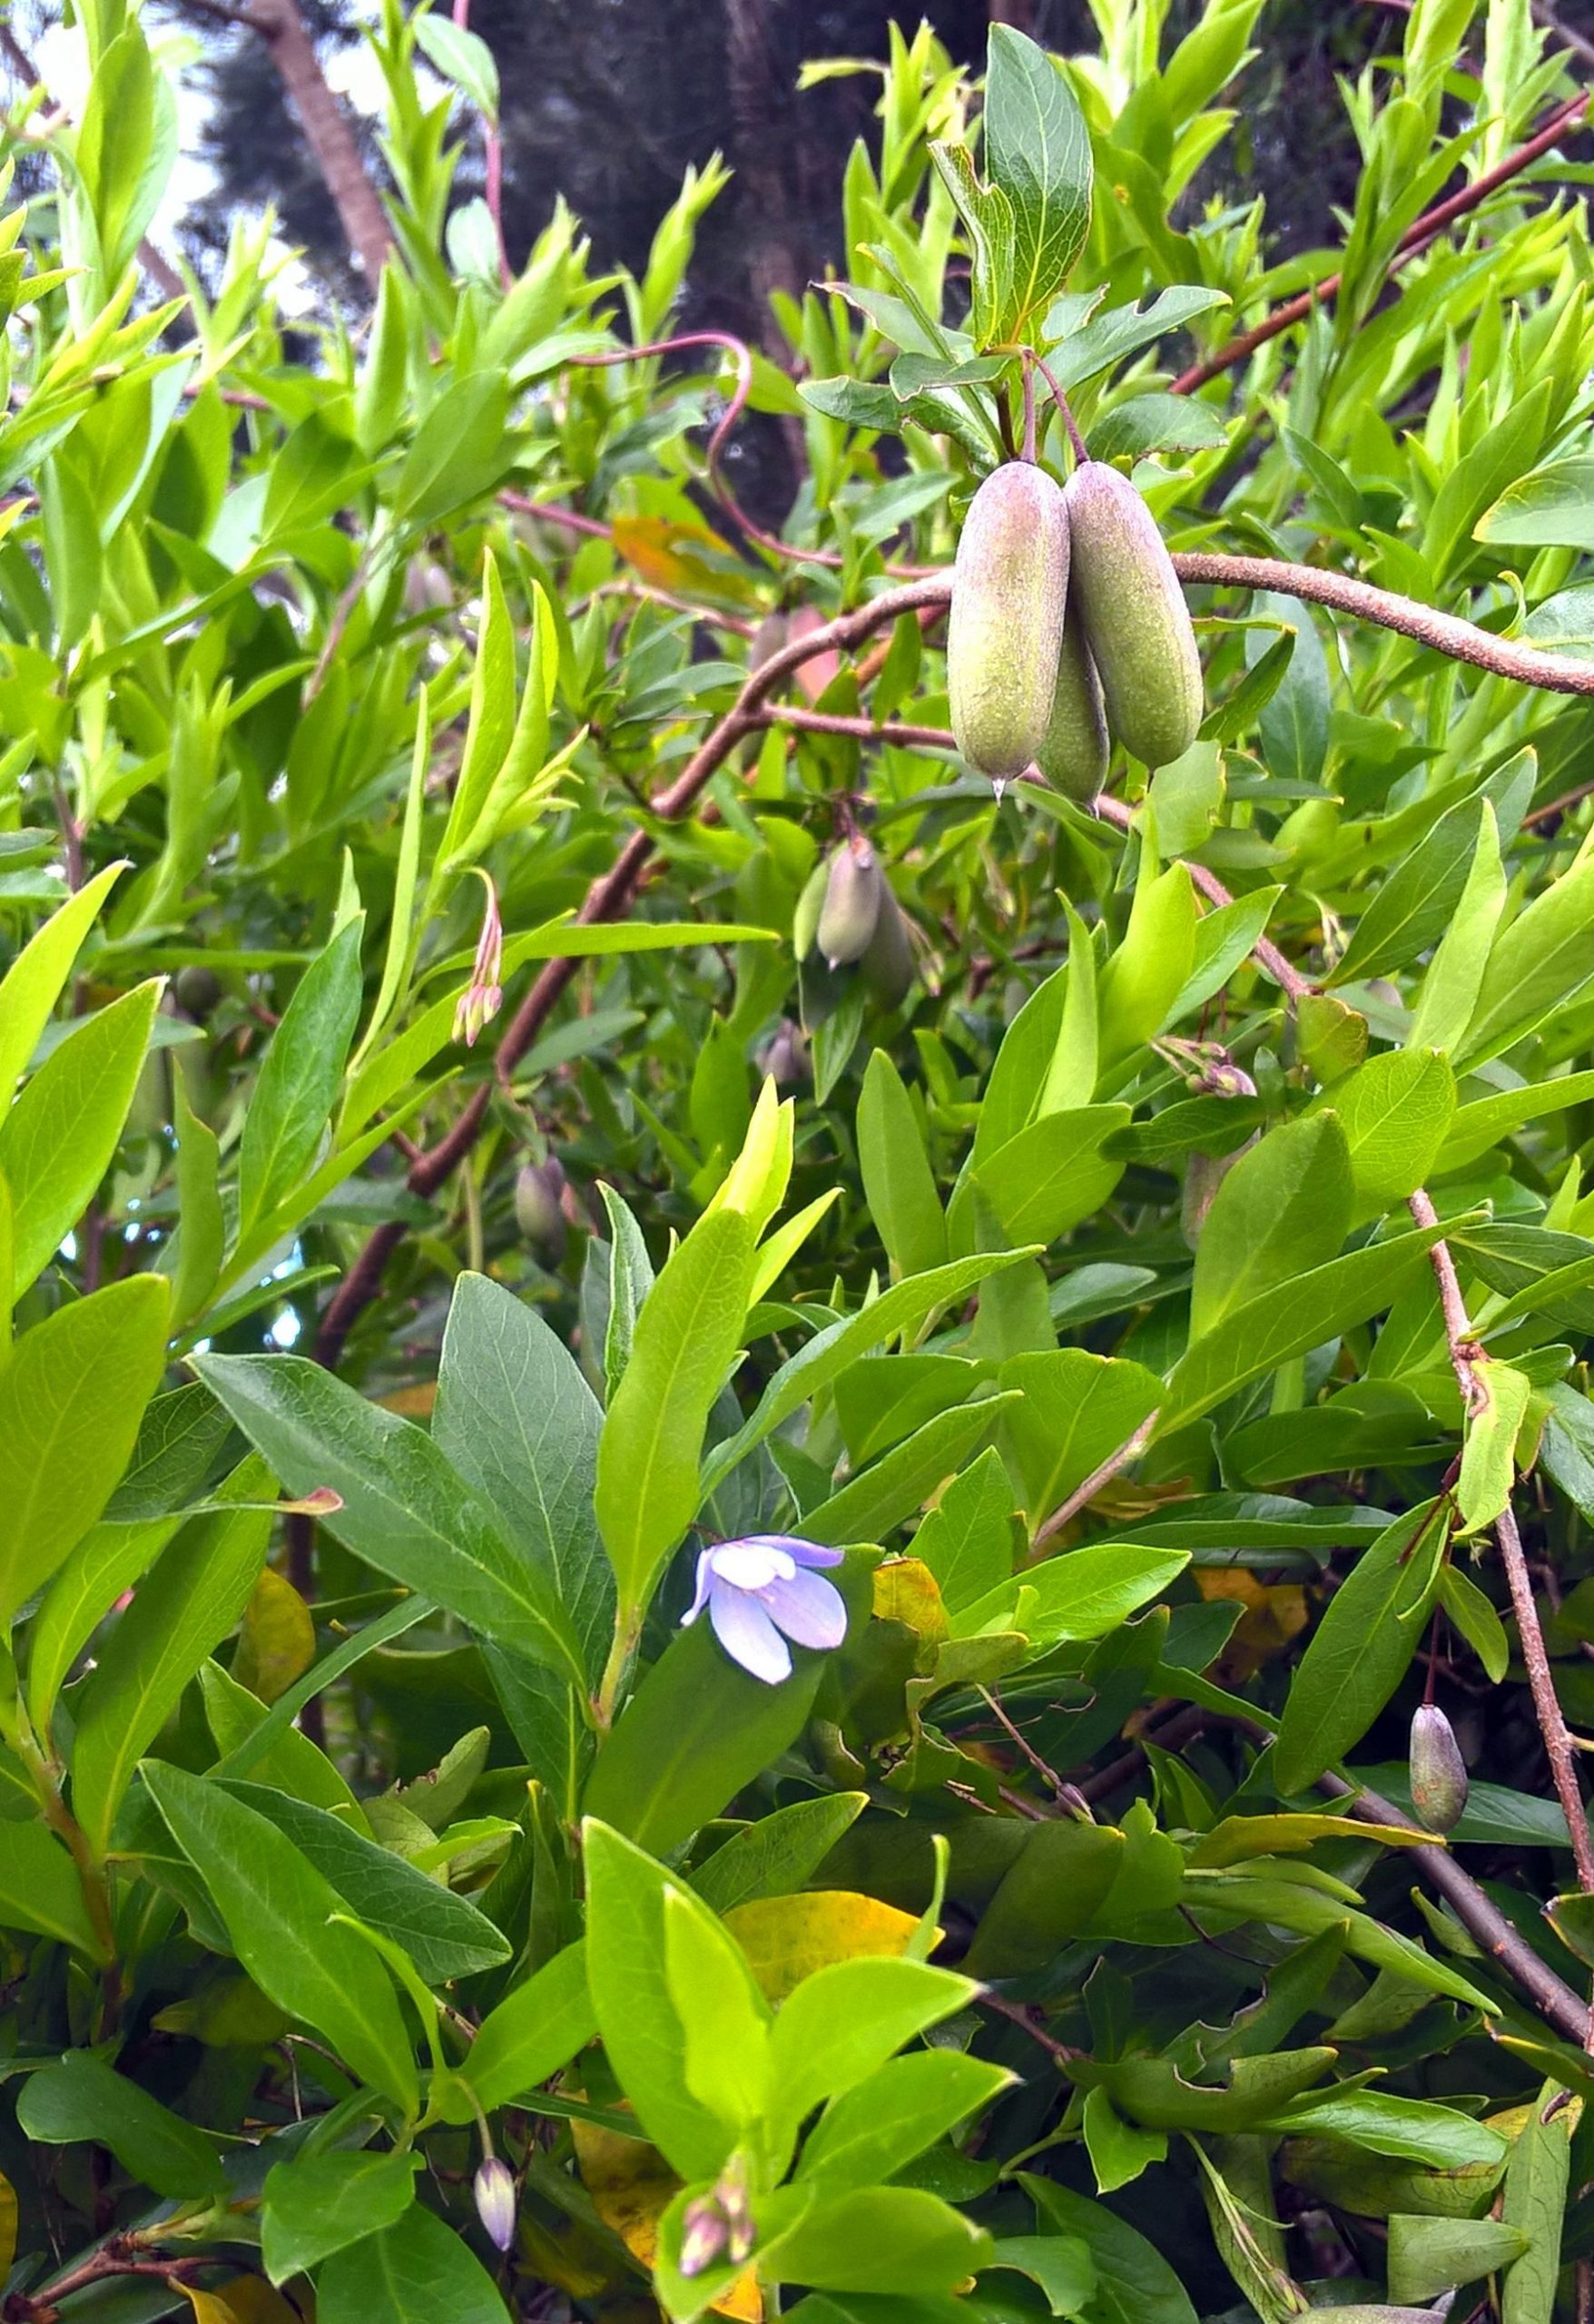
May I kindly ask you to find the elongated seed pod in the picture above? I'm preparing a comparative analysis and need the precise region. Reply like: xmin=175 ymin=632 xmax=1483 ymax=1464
xmin=1410 ymin=1704 xmax=1469 ymax=1834
xmin=515 ymin=1157 xmax=566 ymax=1246
xmin=948 ymin=461 xmax=1069 ymax=784
xmin=817 ymin=835 xmax=883 ymax=968
xmin=1064 ymin=460 xmax=1203 ymax=768
xmin=860 ymin=883 xmax=915 ymax=1010
xmin=1036 ymin=615 xmax=1109 ymax=803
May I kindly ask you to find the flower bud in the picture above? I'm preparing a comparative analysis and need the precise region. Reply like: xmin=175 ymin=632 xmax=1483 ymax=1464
xmin=515 ymin=1157 xmax=566 ymax=1246
xmin=948 ymin=461 xmax=1069 ymax=784
xmin=1063 ymin=460 xmax=1202 ymax=770
xmin=1410 ymin=1704 xmax=1469 ymax=1833
xmin=817 ymin=835 xmax=883 ymax=969
xmin=474 ymin=2156 xmax=517 ymax=2253
xmin=678 ymin=2192 xmax=729 ymax=2279
xmin=758 ymin=1019 xmax=808 ymax=1085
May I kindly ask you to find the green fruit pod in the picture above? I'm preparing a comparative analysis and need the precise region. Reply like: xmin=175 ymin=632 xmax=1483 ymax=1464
xmin=1409 ymin=1704 xmax=1468 ymax=1834
xmin=860 ymin=883 xmax=915 ymax=1011
xmin=948 ymin=461 xmax=1069 ymax=785
xmin=1064 ymin=460 xmax=1202 ymax=768
xmin=515 ymin=1157 xmax=566 ymax=1246
xmin=817 ymin=835 xmax=883 ymax=968
xmin=1035 ymin=615 xmax=1108 ymax=803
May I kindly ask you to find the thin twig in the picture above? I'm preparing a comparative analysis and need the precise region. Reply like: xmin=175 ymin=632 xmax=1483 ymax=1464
xmin=1170 ymin=93 xmax=1590 ymax=393
xmin=1497 ymin=1503 xmax=1594 ymax=1899
xmin=1031 ymin=1413 xmax=1159 ymax=1552
xmin=1409 ymin=1189 xmax=1486 ymax=1413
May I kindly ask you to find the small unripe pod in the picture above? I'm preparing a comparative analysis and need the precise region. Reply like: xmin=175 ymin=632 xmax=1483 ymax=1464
xmin=515 ymin=1157 xmax=566 ymax=1246
xmin=1035 ymin=615 xmax=1109 ymax=803
xmin=758 ymin=1018 xmax=809 ymax=1084
xmin=1063 ymin=461 xmax=1202 ymax=769
xmin=1410 ymin=1704 xmax=1468 ymax=1834
xmin=817 ymin=835 xmax=883 ymax=968
xmin=948 ymin=462 xmax=1069 ymax=784
xmin=860 ymin=884 xmax=915 ymax=1011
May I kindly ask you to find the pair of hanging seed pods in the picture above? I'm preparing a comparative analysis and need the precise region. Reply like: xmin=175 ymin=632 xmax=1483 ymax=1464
xmin=948 ymin=457 xmax=1204 ymax=796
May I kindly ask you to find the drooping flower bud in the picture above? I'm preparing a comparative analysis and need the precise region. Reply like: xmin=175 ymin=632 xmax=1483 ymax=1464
xmin=817 ymin=835 xmax=883 ymax=969
xmin=474 ymin=2156 xmax=517 ymax=2252
xmin=1410 ymin=1704 xmax=1469 ymax=1833
xmin=515 ymin=1157 xmax=566 ymax=1246
xmin=453 ymin=871 xmax=505 ymax=1049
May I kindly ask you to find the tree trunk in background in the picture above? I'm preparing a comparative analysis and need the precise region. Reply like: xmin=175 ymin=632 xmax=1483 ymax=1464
xmin=723 ymin=0 xmax=802 ymax=350
xmin=988 ymin=0 xmax=1038 ymax=27
xmin=254 ymin=0 xmax=393 ymax=285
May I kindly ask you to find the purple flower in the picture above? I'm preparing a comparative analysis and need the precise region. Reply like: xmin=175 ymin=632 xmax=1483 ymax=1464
xmin=683 ymin=1534 xmax=847 ymax=1685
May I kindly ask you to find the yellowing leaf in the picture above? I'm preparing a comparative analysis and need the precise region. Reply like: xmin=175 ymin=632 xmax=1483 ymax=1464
xmin=378 ymin=1383 xmax=438 ymax=1417
xmin=231 ymin=1567 xmax=316 ymax=1704
xmin=572 ymin=2119 xmax=759 ymax=2320
xmin=872 ymin=1557 xmax=950 ymax=1646
xmin=1196 ymin=1567 xmax=1308 ymax=1681
xmin=611 ymin=514 xmax=755 ymax=609
xmin=723 ymin=1890 xmax=922 ymax=2002
xmin=181 ymin=2280 xmax=301 ymax=2324
xmin=1190 ymin=1814 xmax=1437 ymax=1867
xmin=0 ymin=2170 xmax=15 ymax=2278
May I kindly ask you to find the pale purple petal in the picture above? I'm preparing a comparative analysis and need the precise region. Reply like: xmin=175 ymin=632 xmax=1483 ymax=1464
xmin=709 ymin=1540 xmax=796 ymax=1590
xmin=709 ymin=1581 xmax=793 ymax=1684
xmin=758 ymin=1568 xmax=848 ymax=1652
xmin=682 ymin=1549 xmax=716 ymax=1626
xmin=740 ymin=1533 xmax=845 ymax=1571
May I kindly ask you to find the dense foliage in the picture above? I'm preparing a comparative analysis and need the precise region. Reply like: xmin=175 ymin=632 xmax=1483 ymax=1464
xmin=4 ymin=3 xmax=1594 ymax=2319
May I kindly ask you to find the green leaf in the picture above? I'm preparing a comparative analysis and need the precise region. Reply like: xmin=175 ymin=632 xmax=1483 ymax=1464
xmin=221 ymin=1781 xmax=512 ymax=1984
xmin=143 ymin=1759 xmax=418 ymax=2114
xmin=1082 ymin=2087 xmax=1167 ymax=2194
xmin=194 ymin=1353 xmax=585 ymax=1682
xmin=1268 ymin=2090 xmax=1507 ymax=2170
xmin=0 ymin=1274 xmax=172 ymax=1630
xmin=103 ymin=1381 xmax=238 ymax=1522
xmin=969 ymin=1105 xmax=1130 ymax=1248
xmin=393 ymin=372 xmax=513 ymax=528
xmin=1438 ymin=1563 xmax=1510 ymax=1683
xmin=999 ymin=1350 xmax=1164 ymax=1528
xmin=317 ymin=2201 xmax=510 ymax=2324
xmin=702 ymin=1248 xmax=1036 ymax=1497
xmin=434 ymin=1272 xmax=614 ymax=1684
xmin=798 ymin=2051 xmax=1011 ymax=2192
xmin=581 ymin=1817 xmax=732 ymax=2180
xmin=763 ymin=2184 xmax=992 ymax=2299
xmin=959 ymin=1541 xmax=1188 ymax=1648
xmin=1387 ymin=2213 xmax=1530 ymax=2303
xmin=0 ymin=860 xmax=123 ymax=1110
xmin=1158 ymin=1217 xmax=1449 ymax=1435
xmin=583 ymin=1610 xmax=831 ymax=1857
xmin=766 ymin=1955 xmax=978 ymax=2153
xmin=170 ymin=1060 xmax=224 ymax=1324
xmin=1272 ymin=1500 xmax=1449 ymax=1793
xmin=693 ymin=1794 xmax=870 ymax=1915
xmin=963 ymin=1820 xmax=1127 ymax=1977
xmin=412 ymin=10 xmax=499 ymax=114
xmin=1500 ymin=2079 xmax=1577 ymax=2324
xmin=1190 ymin=1113 xmax=1352 ymax=1342
xmin=1318 ymin=1049 xmax=1456 ymax=1221
xmin=987 ymin=2230 xmax=1100 ymax=2316
xmin=909 ymin=1448 xmax=1021 ymax=1616
xmin=70 ymin=1473 xmax=271 ymax=1856
xmin=1458 ymin=844 xmax=1594 ymax=1068
xmin=802 ymin=1393 xmax=1021 ymax=1546
xmin=17 ymin=2053 xmax=226 ymax=2199
xmin=1408 ymin=803 xmax=1506 ymax=1057
xmin=595 ymin=1206 xmax=753 ymax=1616
xmin=1245 ymin=593 xmax=1330 ymax=784
xmin=0 ymin=1819 xmax=104 ymax=1956
xmin=446 ymin=1940 xmax=595 ymax=2119
xmin=238 ymin=916 xmax=365 ymax=1238
xmin=1022 ymin=2179 xmax=1198 ymax=2324
xmin=261 ymin=2149 xmax=420 ymax=2285
xmin=1437 ymin=1069 xmax=1594 ymax=1174
xmin=982 ymin=25 xmax=1093 ymax=335
xmin=0 ymin=980 xmax=159 ymax=1295
xmin=1475 ymin=457 xmax=1594 ymax=553
xmin=858 ymin=1050 xmax=947 ymax=1281
xmin=26 ymin=1517 xmax=172 ymax=1741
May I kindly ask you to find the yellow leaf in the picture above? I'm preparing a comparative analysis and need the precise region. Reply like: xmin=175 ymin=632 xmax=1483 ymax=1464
xmin=231 ymin=1567 xmax=316 ymax=1704
xmin=872 ymin=1558 xmax=950 ymax=1646
xmin=572 ymin=2120 xmax=759 ymax=2319
xmin=1190 ymin=1813 xmax=1438 ymax=1868
xmin=0 ymin=2170 xmax=15 ymax=2278
xmin=611 ymin=513 xmax=753 ymax=608
xmin=379 ymin=1383 xmax=437 ymax=1418
xmin=1196 ymin=1567 xmax=1308 ymax=1681
xmin=723 ymin=1890 xmax=921 ymax=2003
xmin=181 ymin=2280 xmax=302 ymax=2324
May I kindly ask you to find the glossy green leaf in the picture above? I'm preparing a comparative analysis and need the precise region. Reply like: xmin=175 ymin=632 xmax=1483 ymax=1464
xmin=317 ymin=2201 xmax=510 ymax=2324
xmin=18 ymin=2053 xmax=226 ymax=2198
xmin=261 ymin=2148 xmax=420 ymax=2284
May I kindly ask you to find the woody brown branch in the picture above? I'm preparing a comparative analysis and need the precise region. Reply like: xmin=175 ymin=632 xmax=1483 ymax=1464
xmin=226 ymin=0 xmax=394 ymax=286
